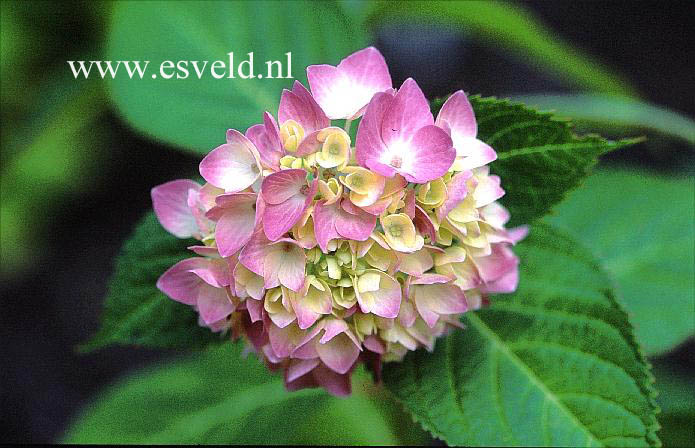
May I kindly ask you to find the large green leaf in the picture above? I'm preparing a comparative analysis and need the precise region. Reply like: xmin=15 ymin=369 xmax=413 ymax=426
xmin=383 ymin=223 xmax=660 ymax=446
xmin=547 ymin=169 xmax=694 ymax=356
xmin=106 ymin=0 xmax=367 ymax=154
xmin=366 ymin=1 xmax=636 ymax=97
xmin=432 ymin=96 xmax=640 ymax=226
xmin=513 ymin=94 xmax=695 ymax=144
xmin=64 ymin=342 xmax=427 ymax=444
xmin=82 ymin=212 xmax=223 ymax=351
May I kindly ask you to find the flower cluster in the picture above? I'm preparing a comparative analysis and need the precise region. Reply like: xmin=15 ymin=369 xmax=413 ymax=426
xmin=152 ymin=47 xmax=525 ymax=396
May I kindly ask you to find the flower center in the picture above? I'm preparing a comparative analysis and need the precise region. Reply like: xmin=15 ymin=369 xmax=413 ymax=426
xmin=282 ymin=243 xmax=293 ymax=252
xmin=351 ymin=175 xmax=363 ymax=188
xmin=388 ymin=224 xmax=403 ymax=237
xmin=390 ymin=156 xmax=402 ymax=168
xmin=328 ymin=143 xmax=340 ymax=155
xmin=251 ymin=164 xmax=260 ymax=174
xmin=300 ymin=185 xmax=310 ymax=196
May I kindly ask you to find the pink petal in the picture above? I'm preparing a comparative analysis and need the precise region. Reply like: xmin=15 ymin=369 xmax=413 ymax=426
xmin=472 ymin=244 xmax=519 ymax=284
xmin=473 ymin=174 xmax=505 ymax=207
xmin=317 ymin=333 xmax=360 ymax=374
xmin=313 ymin=200 xmax=342 ymax=253
xmin=245 ymin=112 xmax=283 ymax=170
xmin=268 ymin=322 xmax=303 ymax=358
xmin=151 ymin=179 xmax=201 ymax=238
xmin=261 ymin=169 xmax=306 ymax=204
xmin=479 ymin=201 xmax=511 ymax=228
xmin=307 ymin=46 xmax=392 ymax=120
xmin=397 ymin=249 xmax=434 ymax=276
xmin=380 ymin=78 xmax=434 ymax=148
xmin=286 ymin=358 xmax=320 ymax=383
xmin=399 ymin=125 xmax=455 ymax=183
xmin=263 ymin=177 xmax=317 ymax=241
xmin=187 ymin=257 xmax=231 ymax=288
xmin=412 ymin=283 xmax=468 ymax=328
xmin=238 ymin=228 xmax=271 ymax=276
xmin=264 ymin=239 xmax=306 ymax=292
xmin=453 ymin=137 xmax=497 ymax=170
xmin=481 ymin=266 xmax=519 ymax=294
xmin=187 ymin=245 xmax=220 ymax=257
xmin=363 ymin=335 xmax=386 ymax=354
xmin=355 ymin=272 xmax=402 ymax=318
xmin=278 ymin=81 xmax=329 ymax=133
xmin=199 ymin=130 xmax=261 ymax=192
xmin=404 ymin=189 xmax=416 ymax=218
xmin=414 ymin=205 xmax=437 ymax=242
xmin=246 ymin=296 xmax=264 ymax=322
xmin=335 ymin=199 xmax=376 ymax=241
xmin=196 ymin=286 xmax=235 ymax=325
xmin=156 ymin=258 xmax=206 ymax=305
xmin=411 ymin=273 xmax=453 ymax=285
xmin=437 ymin=170 xmax=472 ymax=221
xmin=213 ymin=193 xmax=257 ymax=257
xmin=312 ymin=364 xmax=352 ymax=396
xmin=435 ymin=90 xmax=477 ymax=138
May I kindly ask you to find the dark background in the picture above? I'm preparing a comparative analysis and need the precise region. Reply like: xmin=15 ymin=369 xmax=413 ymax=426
xmin=1 ymin=1 xmax=693 ymax=443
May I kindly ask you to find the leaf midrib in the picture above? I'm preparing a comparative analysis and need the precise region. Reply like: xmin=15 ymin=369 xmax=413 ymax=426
xmin=463 ymin=312 xmax=602 ymax=447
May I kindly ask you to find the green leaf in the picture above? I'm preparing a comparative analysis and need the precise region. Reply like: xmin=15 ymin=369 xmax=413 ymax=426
xmin=106 ymin=0 xmax=367 ymax=154
xmin=366 ymin=0 xmax=636 ymax=97
xmin=383 ymin=223 xmax=660 ymax=446
xmin=546 ymin=169 xmax=694 ymax=356
xmin=63 ymin=342 xmax=428 ymax=444
xmin=432 ymin=96 xmax=640 ymax=226
xmin=513 ymin=94 xmax=695 ymax=144
xmin=82 ymin=212 xmax=223 ymax=351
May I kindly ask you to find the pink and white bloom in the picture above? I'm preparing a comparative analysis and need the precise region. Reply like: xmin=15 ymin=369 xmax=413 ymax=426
xmin=356 ymin=78 xmax=456 ymax=183
xmin=307 ymin=46 xmax=392 ymax=120
xmin=151 ymin=46 xmax=524 ymax=397
xmin=199 ymin=130 xmax=263 ymax=192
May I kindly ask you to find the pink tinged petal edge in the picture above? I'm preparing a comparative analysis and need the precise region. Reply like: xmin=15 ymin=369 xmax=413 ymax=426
xmin=151 ymin=179 xmax=201 ymax=238
xmin=435 ymin=90 xmax=477 ymax=138
xmin=199 ymin=130 xmax=261 ymax=192
xmin=307 ymin=46 xmax=392 ymax=120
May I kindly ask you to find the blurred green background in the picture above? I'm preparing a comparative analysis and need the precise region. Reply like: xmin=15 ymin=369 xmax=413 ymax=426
xmin=1 ymin=0 xmax=692 ymax=444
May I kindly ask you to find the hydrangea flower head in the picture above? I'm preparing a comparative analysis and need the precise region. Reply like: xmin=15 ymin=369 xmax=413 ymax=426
xmin=152 ymin=47 xmax=525 ymax=396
